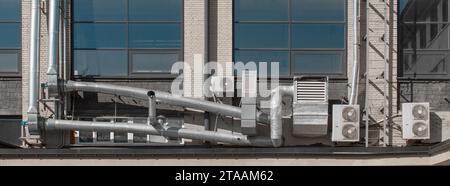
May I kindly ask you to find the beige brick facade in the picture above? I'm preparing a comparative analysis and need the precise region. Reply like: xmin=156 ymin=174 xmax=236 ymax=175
xmin=184 ymin=0 xmax=208 ymax=98
xmin=21 ymin=0 xmax=50 ymax=120
xmin=365 ymin=0 xmax=401 ymax=146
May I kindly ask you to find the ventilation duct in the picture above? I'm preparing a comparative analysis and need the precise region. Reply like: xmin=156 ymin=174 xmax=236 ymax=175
xmin=45 ymin=119 xmax=277 ymax=147
xmin=292 ymin=76 xmax=329 ymax=137
xmin=26 ymin=0 xmax=41 ymax=134
xmin=63 ymin=81 xmax=269 ymax=124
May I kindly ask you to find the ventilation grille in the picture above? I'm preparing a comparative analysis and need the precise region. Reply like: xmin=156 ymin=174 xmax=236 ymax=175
xmin=295 ymin=80 xmax=328 ymax=102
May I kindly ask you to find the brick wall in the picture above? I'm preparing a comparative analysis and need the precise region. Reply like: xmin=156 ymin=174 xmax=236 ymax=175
xmin=21 ymin=0 xmax=50 ymax=120
xmin=364 ymin=0 xmax=401 ymax=146
xmin=184 ymin=0 xmax=208 ymax=98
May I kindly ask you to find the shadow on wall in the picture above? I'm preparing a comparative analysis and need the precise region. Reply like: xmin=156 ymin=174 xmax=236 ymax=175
xmin=425 ymin=112 xmax=443 ymax=143
xmin=0 ymin=119 xmax=22 ymax=147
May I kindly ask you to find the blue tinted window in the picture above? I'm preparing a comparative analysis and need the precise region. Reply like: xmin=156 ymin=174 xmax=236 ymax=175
xmin=292 ymin=24 xmax=345 ymax=48
xmin=293 ymin=52 xmax=343 ymax=74
xmin=235 ymin=0 xmax=288 ymax=21
xmin=131 ymin=52 xmax=180 ymax=73
xmin=0 ymin=23 xmax=21 ymax=49
xmin=235 ymin=51 xmax=290 ymax=76
xmin=0 ymin=0 xmax=21 ymax=75
xmin=235 ymin=24 xmax=289 ymax=48
xmin=233 ymin=0 xmax=346 ymax=76
xmin=73 ymin=0 xmax=183 ymax=77
xmin=0 ymin=0 xmax=21 ymax=21
xmin=74 ymin=0 xmax=126 ymax=21
xmin=129 ymin=0 xmax=182 ymax=21
xmin=74 ymin=50 xmax=128 ymax=76
xmin=129 ymin=24 xmax=181 ymax=48
xmin=291 ymin=0 xmax=345 ymax=21
xmin=74 ymin=24 xmax=126 ymax=49
xmin=0 ymin=53 xmax=19 ymax=72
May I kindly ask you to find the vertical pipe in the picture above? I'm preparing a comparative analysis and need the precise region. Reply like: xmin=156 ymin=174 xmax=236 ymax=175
xmin=58 ymin=0 xmax=65 ymax=119
xmin=58 ymin=3 xmax=63 ymax=79
xmin=350 ymin=0 xmax=360 ymax=105
xmin=47 ymin=0 xmax=61 ymax=120
xmin=383 ymin=0 xmax=390 ymax=147
xmin=62 ymin=0 xmax=69 ymax=116
xmin=28 ymin=0 xmax=41 ymax=115
xmin=203 ymin=0 xmax=211 ymax=132
xmin=47 ymin=0 xmax=60 ymax=77
xmin=26 ymin=0 xmax=41 ymax=135
xmin=365 ymin=0 xmax=370 ymax=148
xmin=62 ymin=0 xmax=68 ymax=81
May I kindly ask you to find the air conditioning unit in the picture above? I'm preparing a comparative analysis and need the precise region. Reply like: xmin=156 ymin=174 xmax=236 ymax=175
xmin=210 ymin=76 xmax=234 ymax=95
xmin=332 ymin=105 xmax=360 ymax=142
xmin=402 ymin=103 xmax=430 ymax=140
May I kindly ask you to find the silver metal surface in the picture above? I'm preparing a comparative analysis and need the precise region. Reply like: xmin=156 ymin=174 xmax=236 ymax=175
xmin=27 ymin=0 xmax=40 ymax=115
xmin=292 ymin=77 xmax=329 ymax=137
xmin=64 ymin=81 xmax=270 ymax=124
xmin=47 ymin=0 xmax=60 ymax=97
xmin=350 ymin=0 xmax=360 ymax=105
xmin=45 ymin=120 xmax=274 ymax=146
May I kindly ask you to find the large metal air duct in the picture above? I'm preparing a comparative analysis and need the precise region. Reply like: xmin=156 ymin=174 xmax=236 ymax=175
xmin=61 ymin=81 xmax=297 ymax=147
xmin=27 ymin=0 xmax=41 ymax=134
xmin=45 ymin=119 xmax=274 ymax=146
xmin=47 ymin=0 xmax=60 ymax=97
xmin=349 ymin=0 xmax=360 ymax=105
xmin=64 ymin=81 xmax=270 ymax=124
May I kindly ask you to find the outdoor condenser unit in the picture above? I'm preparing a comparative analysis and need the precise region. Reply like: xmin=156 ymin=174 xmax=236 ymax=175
xmin=332 ymin=105 xmax=360 ymax=142
xmin=402 ymin=103 xmax=430 ymax=140
xmin=292 ymin=76 xmax=329 ymax=137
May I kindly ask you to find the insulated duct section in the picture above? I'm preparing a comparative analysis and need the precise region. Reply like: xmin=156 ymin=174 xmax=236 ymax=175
xmin=270 ymin=86 xmax=294 ymax=147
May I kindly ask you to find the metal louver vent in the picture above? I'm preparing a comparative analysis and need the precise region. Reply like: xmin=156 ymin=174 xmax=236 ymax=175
xmin=293 ymin=76 xmax=329 ymax=137
xmin=295 ymin=80 xmax=328 ymax=102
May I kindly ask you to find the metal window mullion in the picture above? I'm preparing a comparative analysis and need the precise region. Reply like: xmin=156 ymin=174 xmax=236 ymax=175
xmin=288 ymin=0 xmax=292 ymax=76
xmin=126 ymin=0 xmax=130 ymax=78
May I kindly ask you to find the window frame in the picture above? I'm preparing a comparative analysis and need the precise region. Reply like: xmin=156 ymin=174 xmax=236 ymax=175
xmin=291 ymin=50 xmax=346 ymax=75
xmin=0 ymin=0 xmax=21 ymax=77
xmin=232 ymin=0 xmax=348 ymax=79
xmin=71 ymin=0 xmax=184 ymax=80
xmin=0 ymin=50 xmax=21 ymax=75
xmin=129 ymin=49 xmax=182 ymax=78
